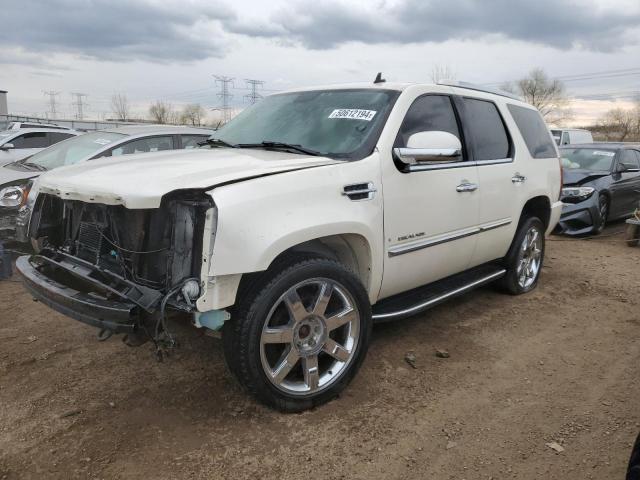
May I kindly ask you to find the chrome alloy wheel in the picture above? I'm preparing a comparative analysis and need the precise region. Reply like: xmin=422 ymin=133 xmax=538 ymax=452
xmin=516 ymin=226 xmax=543 ymax=289
xmin=259 ymin=278 xmax=360 ymax=396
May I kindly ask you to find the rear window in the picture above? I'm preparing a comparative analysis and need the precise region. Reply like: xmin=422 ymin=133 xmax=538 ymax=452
xmin=462 ymin=98 xmax=510 ymax=161
xmin=508 ymin=104 xmax=557 ymax=159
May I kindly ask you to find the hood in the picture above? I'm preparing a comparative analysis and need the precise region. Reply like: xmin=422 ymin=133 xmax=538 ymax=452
xmin=0 ymin=162 xmax=38 ymax=188
xmin=562 ymin=168 xmax=610 ymax=186
xmin=38 ymin=148 xmax=341 ymax=209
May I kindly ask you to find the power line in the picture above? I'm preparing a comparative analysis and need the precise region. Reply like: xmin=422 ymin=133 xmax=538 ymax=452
xmin=483 ymin=66 xmax=640 ymax=87
xmin=213 ymin=75 xmax=234 ymax=123
xmin=244 ymin=79 xmax=265 ymax=104
xmin=70 ymin=92 xmax=89 ymax=120
xmin=43 ymin=90 xmax=60 ymax=119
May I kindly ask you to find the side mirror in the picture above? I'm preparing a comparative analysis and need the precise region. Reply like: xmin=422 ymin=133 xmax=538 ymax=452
xmin=617 ymin=163 xmax=630 ymax=173
xmin=393 ymin=131 xmax=462 ymax=165
xmin=0 ymin=143 xmax=15 ymax=151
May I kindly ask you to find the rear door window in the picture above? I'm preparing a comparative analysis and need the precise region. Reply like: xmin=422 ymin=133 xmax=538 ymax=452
xmin=10 ymin=132 xmax=49 ymax=149
xmin=461 ymin=98 xmax=510 ymax=161
xmin=507 ymin=104 xmax=557 ymax=159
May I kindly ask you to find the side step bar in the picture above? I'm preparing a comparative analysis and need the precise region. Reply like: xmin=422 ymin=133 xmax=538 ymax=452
xmin=372 ymin=266 xmax=506 ymax=322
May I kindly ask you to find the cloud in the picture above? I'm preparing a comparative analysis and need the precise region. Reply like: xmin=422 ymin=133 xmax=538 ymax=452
xmin=227 ymin=0 xmax=640 ymax=52
xmin=0 ymin=0 xmax=234 ymax=62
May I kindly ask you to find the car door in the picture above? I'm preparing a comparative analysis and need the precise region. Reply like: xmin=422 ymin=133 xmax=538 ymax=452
xmin=610 ymin=150 xmax=640 ymax=217
xmin=379 ymin=93 xmax=480 ymax=299
xmin=458 ymin=96 xmax=518 ymax=266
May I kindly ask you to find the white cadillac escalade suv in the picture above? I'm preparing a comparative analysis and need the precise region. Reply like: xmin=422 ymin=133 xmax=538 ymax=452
xmin=17 ymin=79 xmax=562 ymax=411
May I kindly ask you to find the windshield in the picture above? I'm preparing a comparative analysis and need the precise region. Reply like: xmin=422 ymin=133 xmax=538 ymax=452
xmin=26 ymin=132 xmax=126 ymax=170
xmin=550 ymin=129 xmax=562 ymax=146
xmin=212 ymin=89 xmax=399 ymax=159
xmin=0 ymin=131 xmax=15 ymax=144
xmin=560 ymin=148 xmax=616 ymax=171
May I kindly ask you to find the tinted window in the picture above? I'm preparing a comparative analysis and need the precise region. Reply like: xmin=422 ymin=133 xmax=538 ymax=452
xmin=47 ymin=132 xmax=75 ymax=146
xmin=111 ymin=136 xmax=174 ymax=157
xmin=11 ymin=132 xmax=49 ymax=149
xmin=181 ymin=135 xmax=208 ymax=149
xmin=462 ymin=98 xmax=510 ymax=161
xmin=620 ymin=150 xmax=640 ymax=171
xmin=395 ymin=95 xmax=461 ymax=148
xmin=507 ymin=104 xmax=557 ymax=159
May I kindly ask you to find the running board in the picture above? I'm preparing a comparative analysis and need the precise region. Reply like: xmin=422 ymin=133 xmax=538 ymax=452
xmin=372 ymin=265 xmax=506 ymax=322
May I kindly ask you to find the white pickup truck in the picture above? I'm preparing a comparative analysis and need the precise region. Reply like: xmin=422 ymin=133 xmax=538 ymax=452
xmin=17 ymin=79 xmax=562 ymax=411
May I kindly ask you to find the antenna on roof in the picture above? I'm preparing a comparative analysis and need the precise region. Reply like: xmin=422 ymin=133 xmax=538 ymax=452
xmin=373 ymin=72 xmax=386 ymax=84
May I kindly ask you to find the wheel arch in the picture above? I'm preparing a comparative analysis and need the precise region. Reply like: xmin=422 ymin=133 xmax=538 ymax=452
xmin=520 ymin=195 xmax=551 ymax=229
xmin=236 ymin=233 xmax=375 ymax=302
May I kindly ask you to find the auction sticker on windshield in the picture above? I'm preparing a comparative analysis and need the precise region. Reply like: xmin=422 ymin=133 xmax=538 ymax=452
xmin=328 ymin=109 xmax=377 ymax=121
xmin=593 ymin=151 xmax=615 ymax=156
xmin=94 ymin=139 xmax=113 ymax=145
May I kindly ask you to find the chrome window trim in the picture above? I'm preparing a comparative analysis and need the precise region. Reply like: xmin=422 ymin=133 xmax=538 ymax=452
xmin=388 ymin=218 xmax=511 ymax=257
xmin=406 ymin=157 xmax=513 ymax=172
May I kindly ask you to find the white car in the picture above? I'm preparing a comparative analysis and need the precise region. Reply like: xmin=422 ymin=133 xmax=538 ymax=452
xmin=17 ymin=80 xmax=562 ymax=411
xmin=0 ymin=127 xmax=80 ymax=165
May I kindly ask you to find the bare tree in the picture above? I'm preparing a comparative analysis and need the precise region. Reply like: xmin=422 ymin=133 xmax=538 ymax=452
xmin=597 ymin=107 xmax=637 ymax=141
xmin=148 ymin=100 xmax=175 ymax=124
xmin=180 ymin=103 xmax=206 ymax=126
xmin=430 ymin=64 xmax=456 ymax=83
xmin=110 ymin=93 xmax=130 ymax=121
xmin=502 ymin=68 xmax=573 ymax=124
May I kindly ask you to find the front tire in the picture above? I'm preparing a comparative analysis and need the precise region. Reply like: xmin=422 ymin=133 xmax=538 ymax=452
xmin=222 ymin=257 xmax=372 ymax=412
xmin=499 ymin=217 xmax=545 ymax=295
xmin=594 ymin=194 xmax=609 ymax=235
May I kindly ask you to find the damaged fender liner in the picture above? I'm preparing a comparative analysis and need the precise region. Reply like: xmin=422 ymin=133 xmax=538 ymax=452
xmin=16 ymin=253 xmax=163 ymax=334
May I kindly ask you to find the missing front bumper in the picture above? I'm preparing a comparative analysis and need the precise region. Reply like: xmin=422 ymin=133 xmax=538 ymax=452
xmin=15 ymin=254 xmax=157 ymax=334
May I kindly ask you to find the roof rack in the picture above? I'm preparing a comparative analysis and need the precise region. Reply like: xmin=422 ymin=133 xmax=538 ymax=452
xmin=437 ymin=80 xmax=522 ymax=101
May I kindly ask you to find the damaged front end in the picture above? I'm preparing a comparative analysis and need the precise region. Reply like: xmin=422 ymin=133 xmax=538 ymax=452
xmin=16 ymin=190 xmax=214 ymax=349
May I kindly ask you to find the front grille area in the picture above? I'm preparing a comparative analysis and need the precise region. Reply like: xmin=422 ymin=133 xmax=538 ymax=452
xmin=76 ymin=222 xmax=106 ymax=264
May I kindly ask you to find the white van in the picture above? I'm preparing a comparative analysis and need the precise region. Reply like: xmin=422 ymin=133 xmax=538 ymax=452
xmin=550 ymin=128 xmax=593 ymax=146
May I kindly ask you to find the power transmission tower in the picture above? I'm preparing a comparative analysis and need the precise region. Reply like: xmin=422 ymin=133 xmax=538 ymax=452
xmin=244 ymin=79 xmax=265 ymax=104
xmin=70 ymin=92 xmax=89 ymax=120
xmin=43 ymin=90 xmax=60 ymax=119
xmin=213 ymin=75 xmax=234 ymax=123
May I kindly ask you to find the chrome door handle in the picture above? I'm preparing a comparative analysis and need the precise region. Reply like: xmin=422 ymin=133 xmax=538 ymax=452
xmin=512 ymin=173 xmax=527 ymax=183
xmin=456 ymin=182 xmax=478 ymax=193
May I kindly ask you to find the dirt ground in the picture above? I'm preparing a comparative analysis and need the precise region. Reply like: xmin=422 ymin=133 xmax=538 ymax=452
xmin=1 ymin=224 xmax=639 ymax=480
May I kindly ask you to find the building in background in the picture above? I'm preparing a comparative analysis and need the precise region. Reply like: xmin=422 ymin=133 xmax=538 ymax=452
xmin=0 ymin=91 xmax=7 ymax=117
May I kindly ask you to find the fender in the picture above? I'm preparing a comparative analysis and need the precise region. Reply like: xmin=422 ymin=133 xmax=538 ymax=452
xmin=199 ymin=155 xmax=384 ymax=309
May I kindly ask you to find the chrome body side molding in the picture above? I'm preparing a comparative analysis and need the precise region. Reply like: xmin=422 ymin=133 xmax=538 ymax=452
xmin=388 ymin=218 xmax=511 ymax=257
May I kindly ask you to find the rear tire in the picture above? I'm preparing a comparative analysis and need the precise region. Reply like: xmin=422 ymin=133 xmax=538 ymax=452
xmin=499 ymin=217 xmax=545 ymax=295
xmin=222 ymin=256 xmax=372 ymax=412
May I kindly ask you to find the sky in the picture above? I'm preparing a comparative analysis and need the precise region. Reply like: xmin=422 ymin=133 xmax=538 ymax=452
xmin=0 ymin=0 xmax=639 ymax=126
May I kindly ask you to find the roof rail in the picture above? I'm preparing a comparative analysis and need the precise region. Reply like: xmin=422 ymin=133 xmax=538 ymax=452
xmin=437 ymin=80 xmax=522 ymax=101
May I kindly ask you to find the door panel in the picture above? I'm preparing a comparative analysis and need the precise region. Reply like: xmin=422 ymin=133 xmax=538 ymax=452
xmin=380 ymin=93 xmax=480 ymax=299
xmin=611 ymin=150 xmax=640 ymax=217
xmin=458 ymin=98 xmax=517 ymax=265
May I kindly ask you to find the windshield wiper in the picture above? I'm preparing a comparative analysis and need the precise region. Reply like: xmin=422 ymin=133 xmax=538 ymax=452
xmin=238 ymin=141 xmax=323 ymax=157
xmin=199 ymin=138 xmax=237 ymax=148
xmin=22 ymin=162 xmax=47 ymax=171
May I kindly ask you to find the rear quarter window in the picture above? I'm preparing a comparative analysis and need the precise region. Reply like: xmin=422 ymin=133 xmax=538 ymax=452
xmin=507 ymin=104 xmax=557 ymax=159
